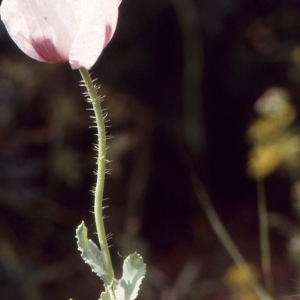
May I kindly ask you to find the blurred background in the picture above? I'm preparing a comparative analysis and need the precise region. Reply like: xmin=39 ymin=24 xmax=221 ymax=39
xmin=1 ymin=0 xmax=300 ymax=299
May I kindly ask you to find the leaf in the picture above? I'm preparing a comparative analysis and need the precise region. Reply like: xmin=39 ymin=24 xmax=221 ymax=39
xmin=100 ymin=253 xmax=146 ymax=300
xmin=100 ymin=282 xmax=122 ymax=300
xmin=99 ymin=288 xmax=114 ymax=300
xmin=119 ymin=253 xmax=146 ymax=300
xmin=76 ymin=221 xmax=108 ymax=284
xmin=77 ymin=223 xmax=146 ymax=300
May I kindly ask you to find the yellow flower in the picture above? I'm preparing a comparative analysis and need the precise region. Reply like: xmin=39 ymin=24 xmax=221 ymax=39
xmin=247 ymin=133 xmax=300 ymax=178
xmin=223 ymin=264 xmax=259 ymax=300
xmin=246 ymin=88 xmax=300 ymax=179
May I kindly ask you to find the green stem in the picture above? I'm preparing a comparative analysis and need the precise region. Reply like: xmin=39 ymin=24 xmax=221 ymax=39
xmin=257 ymin=176 xmax=274 ymax=296
xmin=79 ymin=67 xmax=114 ymax=283
xmin=190 ymin=173 xmax=273 ymax=300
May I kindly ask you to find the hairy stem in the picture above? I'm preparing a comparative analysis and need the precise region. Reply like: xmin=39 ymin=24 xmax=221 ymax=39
xmin=79 ymin=67 xmax=114 ymax=283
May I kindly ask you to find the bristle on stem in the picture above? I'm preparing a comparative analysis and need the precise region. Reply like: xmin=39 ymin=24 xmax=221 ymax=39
xmin=79 ymin=67 xmax=114 ymax=284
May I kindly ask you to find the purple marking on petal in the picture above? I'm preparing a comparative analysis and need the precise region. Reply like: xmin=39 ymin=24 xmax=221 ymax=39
xmin=31 ymin=37 xmax=67 ymax=63
xmin=103 ymin=24 xmax=113 ymax=48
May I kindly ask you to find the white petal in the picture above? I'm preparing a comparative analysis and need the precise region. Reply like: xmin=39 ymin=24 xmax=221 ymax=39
xmin=69 ymin=0 xmax=120 ymax=70
xmin=0 ymin=0 xmax=80 ymax=63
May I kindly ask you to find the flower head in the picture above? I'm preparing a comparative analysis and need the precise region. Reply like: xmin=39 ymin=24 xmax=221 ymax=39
xmin=0 ymin=0 xmax=121 ymax=70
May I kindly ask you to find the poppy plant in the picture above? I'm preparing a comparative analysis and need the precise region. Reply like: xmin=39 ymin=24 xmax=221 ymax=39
xmin=0 ymin=0 xmax=121 ymax=70
xmin=1 ymin=2 xmax=146 ymax=299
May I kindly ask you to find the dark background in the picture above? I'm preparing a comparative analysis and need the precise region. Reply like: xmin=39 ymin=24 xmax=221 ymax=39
xmin=0 ymin=0 xmax=300 ymax=299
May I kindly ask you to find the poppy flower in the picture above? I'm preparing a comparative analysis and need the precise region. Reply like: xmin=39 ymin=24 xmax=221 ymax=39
xmin=0 ymin=0 xmax=121 ymax=70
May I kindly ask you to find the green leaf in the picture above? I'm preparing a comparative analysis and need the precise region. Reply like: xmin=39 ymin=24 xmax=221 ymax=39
xmin=119 ymin=253 xmax=146 ymax=300
xmin=76 ymin=221 xmax=109 ymax=284
xmin=99 ymin=288 xmax=113 ymax=300
xmin=77 ymin=222 xmax=146 ymax=300
xmin=100 ymin=253 xmax=146 ymax=300
xmin=99 ymin=282 xmax=119 ymax=300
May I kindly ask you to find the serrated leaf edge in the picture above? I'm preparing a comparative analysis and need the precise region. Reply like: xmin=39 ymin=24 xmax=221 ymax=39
xmin=76 ymin=221 xmax=108 ymax=284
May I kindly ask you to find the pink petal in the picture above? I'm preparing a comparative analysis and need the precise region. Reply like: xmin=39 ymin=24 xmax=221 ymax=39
xmin=103 ymin=24 xmax=113 ymax=49
xmin=0 ymin=0 xmax=78 ymax=64
xmin=69 ymin=0 xmax=120 ymax=70
xmin=31 ymin=37 xmax=68 ymax=63
xmin=1 ymin=0 xmax=121 ymax=69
